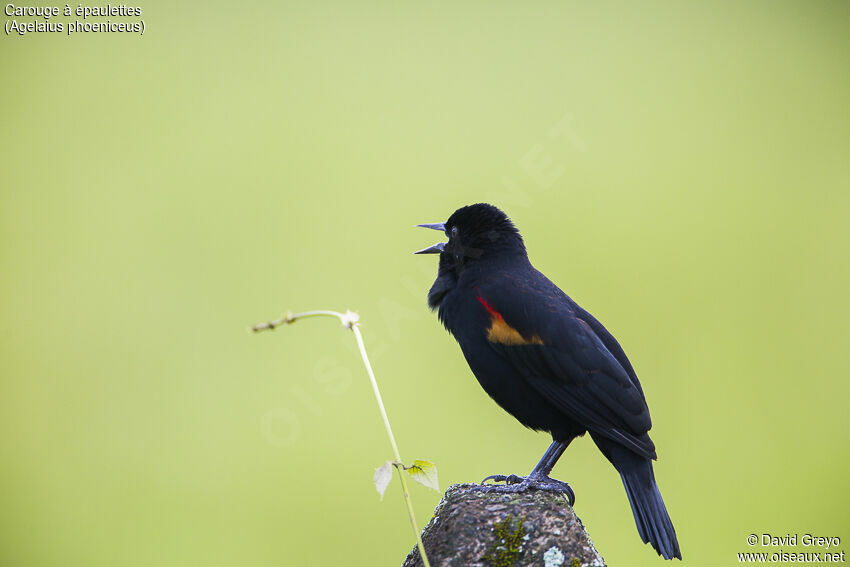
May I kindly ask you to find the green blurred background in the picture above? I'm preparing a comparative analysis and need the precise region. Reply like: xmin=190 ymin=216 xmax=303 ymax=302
xmin=2 ymin=2 xmax=848 ymax=565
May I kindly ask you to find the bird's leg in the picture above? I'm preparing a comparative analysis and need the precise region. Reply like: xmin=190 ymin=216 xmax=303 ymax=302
xmin=474 ymin=440 xmax=575 ymax=505
xmin=482 ymin=440 xmax=566 ymax=483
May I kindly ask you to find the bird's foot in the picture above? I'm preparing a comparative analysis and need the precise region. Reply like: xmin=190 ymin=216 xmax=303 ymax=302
xmin=472 ymin=472 xmax=575 ymax=506
xmin=481 ymin=473 xmax=524 ymax=485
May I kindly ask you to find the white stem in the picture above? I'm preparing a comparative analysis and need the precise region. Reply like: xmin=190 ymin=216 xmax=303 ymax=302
xmin=252 ymin=309 xmax=431 ymax=567
xmin=351 ymin=324 xmax=403 ymax=462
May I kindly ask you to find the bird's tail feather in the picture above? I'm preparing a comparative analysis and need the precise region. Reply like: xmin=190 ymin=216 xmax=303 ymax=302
xmin=620 ymin=457 xmax=681 ymax=560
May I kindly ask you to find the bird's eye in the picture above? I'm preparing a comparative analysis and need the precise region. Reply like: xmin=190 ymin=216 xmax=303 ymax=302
xmin=451 ymin=226 xmax=459 ymax=238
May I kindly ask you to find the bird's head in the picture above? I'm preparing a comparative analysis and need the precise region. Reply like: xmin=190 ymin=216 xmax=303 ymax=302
xmin=416 ymin=203 xmax=526 ymax=307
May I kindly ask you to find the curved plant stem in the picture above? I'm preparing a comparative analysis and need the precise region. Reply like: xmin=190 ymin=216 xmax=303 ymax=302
xmin=350 ymin=324 xmax=402 ymax=461
xmin=252 ymin=309 xmax=431 ymax=567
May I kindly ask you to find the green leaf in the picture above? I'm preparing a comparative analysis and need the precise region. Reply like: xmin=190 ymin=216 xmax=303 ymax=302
xmin=373 ymin=461 xmax=393 ymax=499
xmin=406 ymin=459 xmax=439 ymax=492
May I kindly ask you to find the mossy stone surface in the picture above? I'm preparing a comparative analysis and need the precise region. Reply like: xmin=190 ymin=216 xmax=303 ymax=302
xmin=402 ymin=484 xmax=606 ymax=567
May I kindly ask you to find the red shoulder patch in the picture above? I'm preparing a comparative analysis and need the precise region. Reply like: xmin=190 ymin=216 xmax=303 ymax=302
xmin=476 ymin=296 xmax=502 ymax=319
xmin=476 ymin=295 xmax=544 ymax=346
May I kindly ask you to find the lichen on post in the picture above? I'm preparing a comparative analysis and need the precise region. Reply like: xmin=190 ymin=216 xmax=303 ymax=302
xmin=402 ymin=484 xmax=606 ymax=567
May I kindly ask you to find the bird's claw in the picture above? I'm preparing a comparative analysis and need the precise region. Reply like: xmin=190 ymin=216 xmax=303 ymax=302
xmin=481 ymin=474 xmax=524 ymax=485
xmin=473 ymin=473 xmax=576 ymax=506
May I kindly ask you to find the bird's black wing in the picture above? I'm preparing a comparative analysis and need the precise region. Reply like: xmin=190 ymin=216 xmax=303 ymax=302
xmin=569 ymin=300 xmax=647 ymax=400
xmin=479 ymin=273 xmax=656 ymax=459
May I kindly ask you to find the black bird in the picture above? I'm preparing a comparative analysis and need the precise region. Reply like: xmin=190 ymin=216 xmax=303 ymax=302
xmin=416 ymin=203 xmax=681 ymax=560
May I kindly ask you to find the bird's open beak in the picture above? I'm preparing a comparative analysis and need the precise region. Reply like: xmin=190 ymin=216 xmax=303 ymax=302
xmin=414 ymin=242 xmax=445 ymax=255
xmin=414 ymin=222 xmax=447 ymax=254
xmin=416 ymin=223 xmax=445 ymax=231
